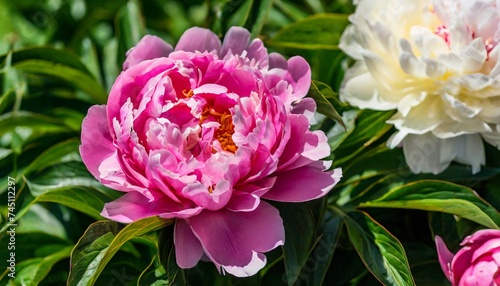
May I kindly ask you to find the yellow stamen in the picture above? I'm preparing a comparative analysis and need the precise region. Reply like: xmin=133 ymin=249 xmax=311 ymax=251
xmin=182 ymin=89 xmax=194 ymax=98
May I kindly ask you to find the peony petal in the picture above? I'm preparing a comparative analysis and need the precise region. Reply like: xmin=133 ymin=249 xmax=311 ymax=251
xmin=80 ymin=105 xmax=116 ymax=179
xmin=224 ymin=252 xmax=267 ymax=277
xmin=402 ymin=133 xmax=457 ymax=174
xmin=185 ymin=201 xmax=284 ymax=276
xmin=268 ymin=52 xmax=288 ymax=70
xmin=225 ymin=192 xmax=261 ymax=212
xmin=123 ymin=35 xmax=173 ymax=70
xmin=174 ymin=219 xmax=204 ymax=268
xmin=174 ymin=27 xmax=221 ymax=54
xmin=285 ymin=56 xmax=311 ymax=100
xmin=453 ymin=134 xmax=485 ymax=174
xmin=101 ymin=191 xmax=165 ymax=223
xmin=435 ymin=236 xmax=455 ymax=283
xmin=264 ymin=161 xmax=342 ymax=202
xmin=220 ymin=26 xmax=250 ymax=58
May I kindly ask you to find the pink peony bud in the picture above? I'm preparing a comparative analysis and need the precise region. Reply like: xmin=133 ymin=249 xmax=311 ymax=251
xmin=436 ymin=229 xmax=500 ymax=285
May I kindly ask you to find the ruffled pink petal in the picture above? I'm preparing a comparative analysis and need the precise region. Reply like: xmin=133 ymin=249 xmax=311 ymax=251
xmin=263 ymin=161 xmax=342 ymax=202
xmin=466 ymin=257 xmax=498 ymax=286
xmin=101 ymin=191 xmax=201 ymax=223
xmin=471 ymin=238 xmax=500 ymax=262
xmin=123 ymin=35 xmax=173 ymax=70
xmin=174 ymin=219 xmax=204 ymax=268
xmin=285 ymin=56 xmax=311 ymax=100
xmin=80 ymin=105 xmax=116 ymax=179
xmin=174 ymin=27 xmax=221 ymax=54
xmin=185 ymin=201 xmax=284 ymax=276
xmin=246 ymin=39 xmax=268 ymax=68
xmin=435 ymin=236 xmax=455 ymax=283
xmin=278 ymin=114 xmax=330 ymax=171
xmin=291 ymin=97 xmax=317 ymax=123
xmin=181 ymin=180 xmax=233 ymax=211
xmin=221 ymin=26 xmax=250 ymax=58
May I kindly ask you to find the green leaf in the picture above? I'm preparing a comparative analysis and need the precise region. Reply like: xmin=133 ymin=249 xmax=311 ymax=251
xmin=13 ymin=60 xmax=107 ymax=103
xmin=0 ymin=88 xmax=16 ymax=114
xmin=334 ymin=110 xmax=395 ymax=166
xmin=308 ymin=81 xmax=344 ymax=125
xmin=0 ymin=47 xmax=92 ymax=74
xmin=249 ymin=0 xmax=275 ymax=38
xmin=302 ymin=214 xmax=343 ymax=285
xmin=360 ymin=180 xmax=500 ymax=229
xmin=276 ymin=202 xmax=316 ymax=286
xmin=23 ymin=139 xmax=81 ymax=175
xmin=17 ymin=204 xmax=67 ymax=239
xmin=35 ymin=186 xmax=115 ymax=220
xmin=13 ymin=246 xmax=72 ymax=285
xmin=343 ymin=211 xmax=415 ymax=286
xmin=68 ymin=217 xmax=172 ymax=286
xmin=267 ymin=13 xmax=350 ymax=50
xmin=116 ymin=0 xmax=146 ymax=66
xmin=157 ymin=225 xmax=181 ymax=285
xmin=26 ymin=161 xmax=103 ymax=196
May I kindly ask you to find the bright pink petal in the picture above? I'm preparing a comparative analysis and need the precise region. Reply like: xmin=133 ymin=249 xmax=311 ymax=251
xmin=186 ymin=201 xmax=284 ymax=276
xmin=471 ymin=238 xmax=500 ymax=262
xmin=174 ymin=219 xmax=204 ymax=268
xmin=80 ymin=105 xmax=115 ymax=179
xmin=264 ymin=162 xmax=342 ymax=202
xmin=101 ymin=191 xmax=201 ymax=222
xmin=123 ymin=35 xmax=173 ymax=70
xmin=286 ymin=56 xmax=311 ymax=100
xmin=221 ymin=27 xmax=250 ymax=58
xmin=435 ymin=236 xmax=455 ymax=283
xmin=174 ymin=27 xmax=221 ymax=54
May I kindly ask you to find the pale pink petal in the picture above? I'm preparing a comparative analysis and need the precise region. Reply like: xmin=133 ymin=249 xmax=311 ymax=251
xmin=264 ymin=162 xmax=342 ymax=202
xmin=123 ymin=35 xmax=173 ymax=70
xmin=174 ymin=219 xmax=204 ymax=268
xmin=174 ymin=27 xmax=221 ymax=54
xmin=186 ymin=201 xmax=284 ymax=276
xmin=80 ymin=105 xmax=116 ymax=179
xmin=435 ymin=236 xmax=455 ymax=283
xmin=268 ymin=52 xmax=288 ymax=70
xmin=285 ymin=56 xmax=311 ymax=100
xmin=246 ymin=39 xmax=268 ymax=67
xmin=221 ymin=27 xmax=250 ymax=58
xmin=181 ymin=180 xmax=233 ymax=211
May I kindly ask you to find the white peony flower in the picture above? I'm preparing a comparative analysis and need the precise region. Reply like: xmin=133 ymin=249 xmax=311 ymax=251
xmin=339 ymin=0 xmax=500 ymax=174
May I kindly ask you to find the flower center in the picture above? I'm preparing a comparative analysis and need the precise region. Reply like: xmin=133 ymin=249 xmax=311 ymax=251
xmin=200 ymin=108 xmax=237 ymax=154
xmin=434 ymin=25 xmax=450 ymax=45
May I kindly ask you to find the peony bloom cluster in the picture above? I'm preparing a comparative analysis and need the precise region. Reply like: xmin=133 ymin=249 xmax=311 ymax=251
xmin=340 ymin=0 xmax=500 ymax=174
xmin=80 ymin=27 xmax=341 ymax=276
xmin=436 ymin=229 xmax=500 ymax=285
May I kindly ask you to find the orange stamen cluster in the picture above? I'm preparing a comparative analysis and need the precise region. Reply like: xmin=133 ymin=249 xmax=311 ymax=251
xmin=200 ymin=108 xmax=237 ymax=153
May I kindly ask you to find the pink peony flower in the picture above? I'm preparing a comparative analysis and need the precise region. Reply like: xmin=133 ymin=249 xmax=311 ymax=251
xmin=436 ymin=229 xmax=500 ymax=285
xmin=80 ymin=26 xmax=342 ymax=277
